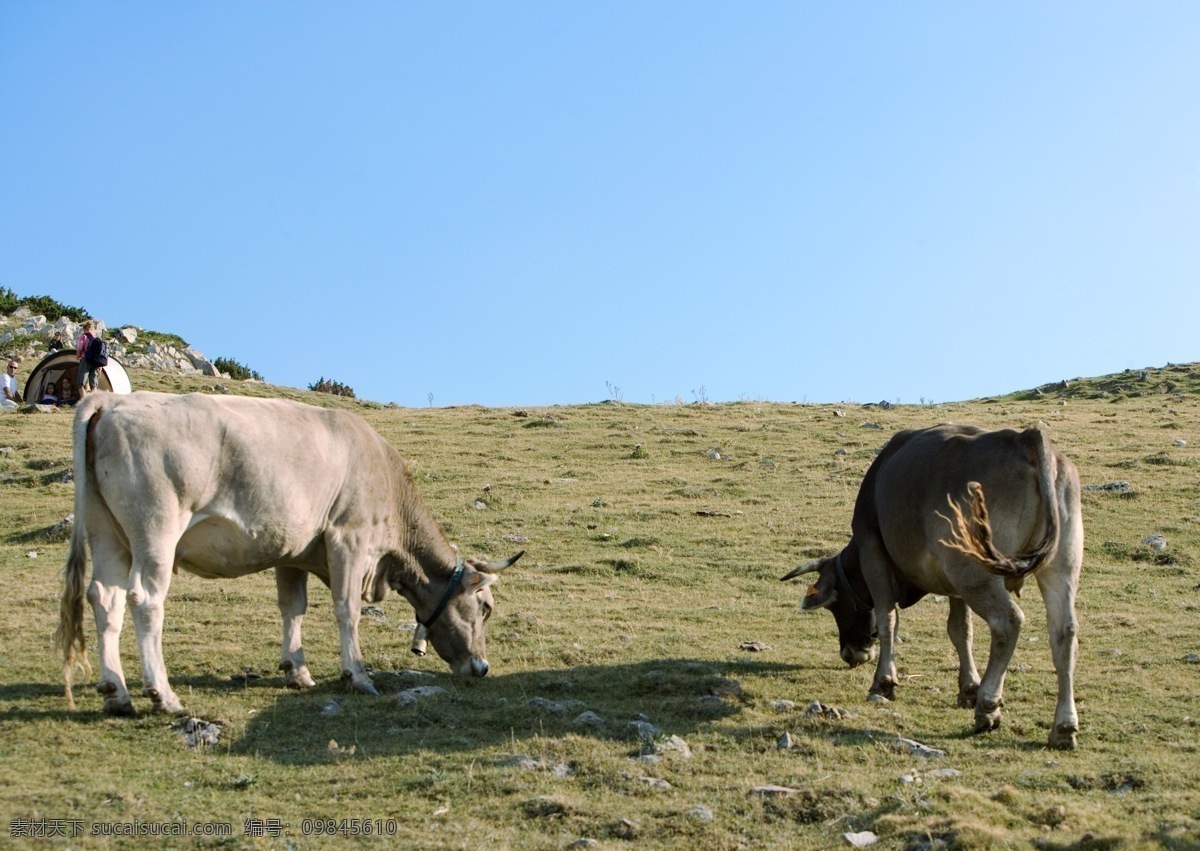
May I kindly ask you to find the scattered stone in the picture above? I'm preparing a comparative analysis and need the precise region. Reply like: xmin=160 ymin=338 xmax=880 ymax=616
xmin=1083 ymin=481 xmax=1132 ymax=494
xmin=25 ymin=551 xmax=37 ymax=559
xmin=833 ymin=409 xmax=845 ymax=417
xmin=649 ymin=734 xmax=692 ymax=759
xmin=861 ymin=422 xmax=883 ymax=430
xmin=473 ymin=500 xmax=488 ymax=510
xmin=499 ymin=755 xmax=549 ymax=771
xmin=1142 ymin=534 xmax=1167 ymax=552
xmin=1183 ymin=654 xmax=1200 ymax=664
xmin=925 ymin=768 xmax=963 ymax=780
xmin=867 ymin=693 xmax=890 ymax=704
xmin=615 ymin=818 xmax=641 ymax=839
xmin=174 ymin=717 xmax=222 ymax=748
xmin=696 ymin=509 xmax=733 ymax=517
xmin=890 ymin=737 xmax=946 ymax=758
xmin=503 ymin=532 xmax=530 ymax=544
xmin=804 ymin=700 xmax=849 ymax=719
xmin=708 ymin=450 xmax=723 ymax=460
xmin=835 ymin=448 xmax=848 ymax=456
xmin=394 ymin=685 xmax=447 ymax=707
xmin=749 ymin=785 xmax=802 ymax=797
xmin=572 ymin=711 xmax=604 ymax=728
xmin=690 ymin=805 xmax=715 ymax=823
xmin=844 ymin=831 xmax=879 ymax=848
xmin=739 ymin=641 xmax=771 ymax=652
xmin=777 ymin=732 xmax=795 ymax=750
xmin=709 ymin=678 xmax=742 ymax=698
xmin=530 ymin=697 xmax=584 ymax=716
xmin=1175 ymin=439 xmax=1188 ymax=447
xmin=771 ymin=700 xmax=796 ymax=713
xmin=639 ymin=776 xmax=672 ymax=790
xmin=628 ymin=719 xmax=660 ymax=739
xmin=568 ymin=840 xmax=599 ymax=849
xmin=320 ymin=700 xmax=341 ymax=716
xmin=360 ymin=605 xmax=386 ymax=619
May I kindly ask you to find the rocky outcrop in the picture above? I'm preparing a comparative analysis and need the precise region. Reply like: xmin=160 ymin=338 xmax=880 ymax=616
xmin=0 ymin=309 xmax=222 ymax=378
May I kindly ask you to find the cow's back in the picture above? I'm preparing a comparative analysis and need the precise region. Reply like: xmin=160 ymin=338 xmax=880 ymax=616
xmin=863 ymin=425 xmax=1053 ymax=583
xmin=81 ymin=392 xmax=398 ymax=577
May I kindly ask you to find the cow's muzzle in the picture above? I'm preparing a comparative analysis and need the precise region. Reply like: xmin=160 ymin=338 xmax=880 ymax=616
xmin=841 ymin=645 xmax=876 ymax=668
xmin=457 ymin=657 xmax=489 ymax=677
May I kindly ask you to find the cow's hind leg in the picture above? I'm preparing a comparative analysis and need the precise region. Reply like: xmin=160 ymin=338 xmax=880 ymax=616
xmin=947 ymin=596 xmax=981 ymax=708
xmin=87 ymin=540 xmax=135 ymax=715
xmin=1038 ymin=561 xmax=1081 ymax=750
xmin=960 ymin=582 xmax=1025 ymax=734
xmin=276 ymin=566 xmax=316 ymax=689
xmin=128 ymin=551 xmax=184 ymax=714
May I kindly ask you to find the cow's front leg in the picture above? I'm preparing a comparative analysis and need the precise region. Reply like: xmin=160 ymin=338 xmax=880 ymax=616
xmin=947 ymin=596 xmax=981 ymax=708
xmin=129 ymin=558 xmax=184 ymax=714
xmin=869 ymin=605 xmax=901 ymax=701
xmin=276 ymin=566 xmax=316 ymax=689
xmin=326 ymin=553 xmax=378 ymax=696
xmin=963 ymin=584 xmax=1025 ymax=734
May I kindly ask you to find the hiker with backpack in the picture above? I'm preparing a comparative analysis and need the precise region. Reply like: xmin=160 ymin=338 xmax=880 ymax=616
xmin=75 ymin=320 xmax=109 ymax=396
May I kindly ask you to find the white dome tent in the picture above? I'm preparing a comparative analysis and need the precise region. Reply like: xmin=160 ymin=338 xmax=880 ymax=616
xmin=22 ymin=350 xmax=132 ymax=404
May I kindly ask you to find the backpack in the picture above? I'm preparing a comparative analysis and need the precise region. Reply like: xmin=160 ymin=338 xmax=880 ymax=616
xmin=85 ymin=334 xmax=109 ymax=366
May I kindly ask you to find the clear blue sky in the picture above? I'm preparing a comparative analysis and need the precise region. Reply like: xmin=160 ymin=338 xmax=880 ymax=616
xmin=2 ymin=2 xmax=1197 ymax=407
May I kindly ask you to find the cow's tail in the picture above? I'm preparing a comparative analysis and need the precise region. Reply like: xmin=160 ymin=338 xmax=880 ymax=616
xmin=54 ymin=404 xmax=100 ymax=709
xmin=938 ymin=429 xmax=1061 ymax=579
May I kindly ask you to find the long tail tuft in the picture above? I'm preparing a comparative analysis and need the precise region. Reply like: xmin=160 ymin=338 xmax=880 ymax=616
xmin=938 ymin=481 xmax=1053 ymax=578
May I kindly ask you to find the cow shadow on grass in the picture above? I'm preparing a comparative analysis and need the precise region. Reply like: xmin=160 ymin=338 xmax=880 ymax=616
xmin=227 ymin=658 xmax=800 ymax=765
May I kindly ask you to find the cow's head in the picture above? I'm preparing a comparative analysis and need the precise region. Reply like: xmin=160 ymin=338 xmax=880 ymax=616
xmin=781 ymin=552 xmax=877 ymax=668
xmin=409 ymin=551 xmax=524 ymax=677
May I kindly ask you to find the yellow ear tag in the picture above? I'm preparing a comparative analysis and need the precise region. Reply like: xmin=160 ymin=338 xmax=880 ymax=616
xmin=805 ymin=584 xmax=820 ymax=597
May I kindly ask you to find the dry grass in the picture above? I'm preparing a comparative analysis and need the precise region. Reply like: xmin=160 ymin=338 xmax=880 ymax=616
xmin=1 ymin=364 xmax=1199 ymax=849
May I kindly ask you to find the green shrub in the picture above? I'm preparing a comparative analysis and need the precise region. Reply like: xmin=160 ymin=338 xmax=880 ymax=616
xmin=214 ymin=357 xmax=264 ymax=381
xmin=0 ymin=287 xmax=89 ymax=322
xmin=308 ymin=376 xmax=356 ymax=398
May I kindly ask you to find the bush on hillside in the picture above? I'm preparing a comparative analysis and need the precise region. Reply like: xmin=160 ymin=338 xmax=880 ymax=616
xmin=0 ymin=287 xmax=89 ymax=322
xmin=214 ymin=357 xmax=263 ymax=381
xmin=308 ymin=377 xmax=356 ymax=398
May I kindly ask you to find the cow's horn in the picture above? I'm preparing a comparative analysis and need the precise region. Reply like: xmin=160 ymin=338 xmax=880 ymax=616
xmin=478 ymin=550 xmax=525 ymax=574
xmin=780 ymin=558 xmax=824 ymax=581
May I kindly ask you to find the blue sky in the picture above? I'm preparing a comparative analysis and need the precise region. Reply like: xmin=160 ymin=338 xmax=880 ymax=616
xmin=2 ymin=2 xmax=1197 ymax=407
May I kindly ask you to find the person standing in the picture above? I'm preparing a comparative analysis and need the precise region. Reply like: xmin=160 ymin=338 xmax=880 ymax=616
xmin=2 ymin=360 xmax=21 ymax=408
xmin=76 ymin=320 xmax=100 ymax=396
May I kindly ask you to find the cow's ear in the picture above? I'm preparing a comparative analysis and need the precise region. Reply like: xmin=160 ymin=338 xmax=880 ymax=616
xmin=800 ymin=574 xmax=838 ymax=610
xmin=468 ymin=571 xmax=499 ymax=592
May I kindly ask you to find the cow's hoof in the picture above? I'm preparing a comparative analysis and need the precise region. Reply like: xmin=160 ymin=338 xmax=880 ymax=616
xmin=957 ymin=683 xmax=979 ymax=709
xmin=868 ymin=680 xmax=896 ymax=702
xmin=1048 ymin=724 xmax=1078 ymax=750
xmin=973 ymin=700 xmax=1002 ymax=733
xmin=342 ymin=670 xmax=379 ymax=696
xmin=146 ymin=689 xmax=185 ymax=715
xmin=281 ymin=662 xmax=317 ymax=690
xmin=102 ymin=697 xmax=136 ymax=716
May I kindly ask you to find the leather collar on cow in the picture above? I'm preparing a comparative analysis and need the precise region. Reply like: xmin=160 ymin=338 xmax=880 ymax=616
xmin=835 ymin=552 xmax=873 ymax=614
xmin=419 ymin=556 xmax=466 ymax=629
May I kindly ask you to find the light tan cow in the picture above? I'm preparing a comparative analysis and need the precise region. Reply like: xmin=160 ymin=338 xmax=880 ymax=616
xmin=782 ymin=424 xmax=1083 ymax=749
xmin=56 ymin=391 xmax=522 ymax=715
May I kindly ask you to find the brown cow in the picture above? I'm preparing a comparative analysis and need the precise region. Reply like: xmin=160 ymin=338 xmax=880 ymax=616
xmin=782 ymin=424 xmax=1083 ymax=749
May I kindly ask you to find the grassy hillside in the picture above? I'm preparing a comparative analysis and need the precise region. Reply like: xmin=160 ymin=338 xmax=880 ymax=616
xmin=1 ymin=364 xmax=1197 ymax=849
